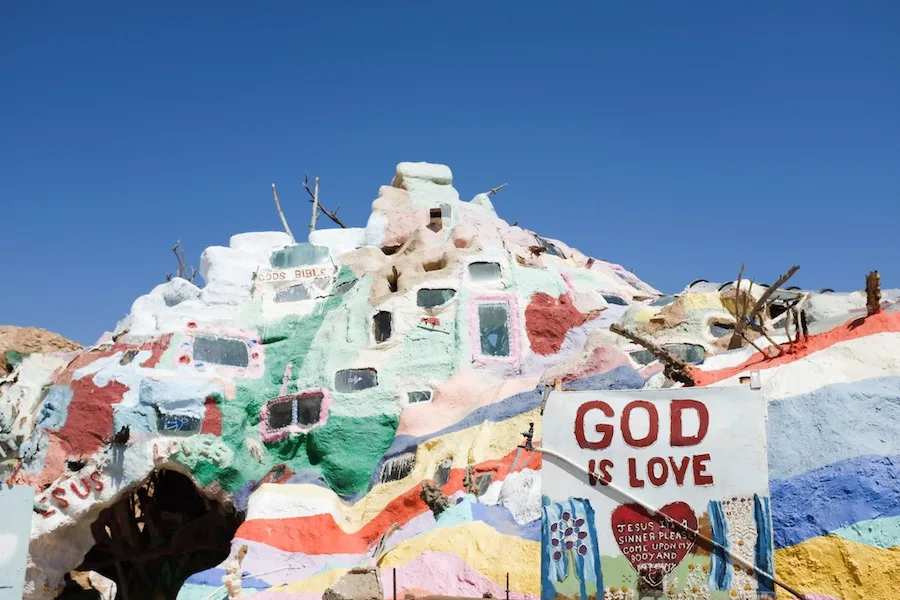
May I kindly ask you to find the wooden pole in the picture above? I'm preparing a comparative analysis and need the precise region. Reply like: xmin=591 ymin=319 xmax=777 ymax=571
xmin=310 ymin=176 xmax=320 ymax=233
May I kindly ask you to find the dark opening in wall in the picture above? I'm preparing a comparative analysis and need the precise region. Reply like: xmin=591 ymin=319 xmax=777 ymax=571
xmin=382 ymin=245 xmax=402 ymax=256
xmin=67 ymin=459 xmax=86 ymax=472
xmin=477 ymin=303 xmax=511 ymax=357
xmin=417 ymin=288 xmax=456 ymax=308
xmin=434 ymin=458 xmax=452 ymax=488
xmin=373 ymin=311 xmax=392 ymax=343
xmin=602 ymin=294 xmax=628 ymax=306
xmin=768 ymin=303 xmax=789 ymax=320
xmin=469 ymin=262 xmax=502 ymax=283
xmin=650 ymin=296 xmax=676 ymax=307
xmin=709 ymin=322 xmax=735 ymax=338
xmin=534 ymin=234 xmax=562 ymax=257
xmin=267 ymin=401 xmax=294 ymax=430
xmin=407 ymin=390 xmax=432 ymax=404
xmin=73 ymin=470 xmax=241 ymax=600
xmin=427 ymin=208 xmax=443 ymax=232
xmin=423 ymin=255 xmax=448 ymax=272
xmin=381 ymin=453 xmax=415 ymax=483
xmin=265 ymin=391 xmax=326 ymax=434
xmin=275 ymin=284 xmax=309 ymax=303
xmin=192 ymin=336 xmax=249 ymax=367
xmin=335 ymin=368 xmax=378 ymax=392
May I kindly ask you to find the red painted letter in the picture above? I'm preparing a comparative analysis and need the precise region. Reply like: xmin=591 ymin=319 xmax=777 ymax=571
xmin=51 ymin=487 xmax=69 ymax=508
xmin=668 ymin=456 xmax=691 ymax=485
xmin=575 ymin=401 xmax=615 ymax=449
xmin=693 ymin=453 xmax=714 ymax=485
xmin=628 ymin=457 xmax=645 ymax=488
xmin=621 ymin=401 xmax=659 ymax=448
xmin=90 ymin=470 xmax=105 ymax=492
xmin=670 ymin=399 xmax=709 ymax=446
xmin=588 ymin=459 xmax=613 ymax=486
xmin=647 ymin=457 xmax=669 ymax=486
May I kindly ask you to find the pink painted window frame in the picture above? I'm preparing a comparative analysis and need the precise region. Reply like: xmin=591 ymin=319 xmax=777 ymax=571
xmin=258 ymin=387 xmax=331 ymax=442
xmin=468 ymin=293 xmax=521 ymax=365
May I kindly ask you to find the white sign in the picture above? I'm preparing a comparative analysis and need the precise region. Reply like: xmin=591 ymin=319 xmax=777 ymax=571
xmin=541 ymin=387 xmax=775 ymax=600
xmin=256 ymin=265 xmax=335 ymax=284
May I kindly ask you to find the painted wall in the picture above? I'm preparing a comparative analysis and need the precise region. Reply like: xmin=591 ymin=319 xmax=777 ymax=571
xmin=1 ymin=161 xmax=897 ymax=600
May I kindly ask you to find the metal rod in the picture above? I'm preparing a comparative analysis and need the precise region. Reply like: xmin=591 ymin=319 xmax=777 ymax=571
xmin=505 ymin=573 xmax=509 ymax=600
xmin=393 ymin=567 xmax=397 ymax=600
xmin=536 ymin=445 xmax=809 ymax=599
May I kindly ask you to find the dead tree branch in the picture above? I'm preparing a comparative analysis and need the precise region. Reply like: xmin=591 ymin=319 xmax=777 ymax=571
xmin=609 ymin=323 xmax=694 ymax=386
xmin=166 ymin=241 xmax=197 ymax=283
xmin=488 ymin=183 xmax=508 ymax=196
xmin=304 ymin=172 xmax=346 ymax=229
xmin=271 ymin=184 xmax=295 ymax=243
xmin=728 ymin=265 xmax=799 ymax=350
xmin=309 ymin=175 xmax=320 ymax=233
xmin=866 ymin=270 xmax=882 ymax=316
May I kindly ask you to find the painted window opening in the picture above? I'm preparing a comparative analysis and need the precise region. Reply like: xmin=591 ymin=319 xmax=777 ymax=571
xmin=478 ymin=302 xmax=511 ymax=357
xmin=157 ymin=410 xmax=202 ymax=434
xmin=334 ymin=368 xmax=378 ymax=392
xmin=475 ymin=473 xmax=494 ymax=495
xmin=266 ymin=391 xmax=326 ymax=432
xmin=417 ymin=288 xmax=456 ymax=308
xmin=709 ymin=321 xmax=735 ymax=338
xmin=275 ymin=283 xmax=309 ymax=303
xmin=469 ymin=261 xmax=502 ymax=283
xmin=192 ymin=335 xmax=249 ymax=367
xmin=663 ymin=343 xmax=706 ymax=365
xmin=434 ymin=458 xmax=452 ymax=488
xmin=119 ymin=349 xmax=140 ymax=366
xmin=381 ymin=245 xmax=402 ymax=256
xmin=602 ymin=294 xmax=628 ymax=306
xmin=373 ymin=311 xmax=392 ymax=343
xmin=381 ymin=452 xmax=415 ymax=483
xmin=427 ymin=208 xmax=443 ymax=232
xmin=407 ymin=390 xmax=432 ymax=404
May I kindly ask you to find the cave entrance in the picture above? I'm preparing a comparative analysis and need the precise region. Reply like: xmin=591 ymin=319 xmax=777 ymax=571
xmin=60 ymin=469 xmax=242 ymax=600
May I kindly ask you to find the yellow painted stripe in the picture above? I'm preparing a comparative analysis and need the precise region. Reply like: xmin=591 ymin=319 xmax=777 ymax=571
xmin=775 ymin=535 xmax=900 ymax=600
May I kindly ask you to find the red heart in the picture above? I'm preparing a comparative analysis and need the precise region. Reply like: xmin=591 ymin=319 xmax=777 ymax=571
xmin=610 ymin=502 xmax=698 ymax=585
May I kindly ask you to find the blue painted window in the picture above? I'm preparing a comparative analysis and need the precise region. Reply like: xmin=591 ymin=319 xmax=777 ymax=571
xmin=335 ymin=368 xmax=378 ymax=392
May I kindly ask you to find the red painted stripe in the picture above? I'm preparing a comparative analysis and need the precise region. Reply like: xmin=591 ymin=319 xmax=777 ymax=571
xmin=693 ymin=311 xmax=900 ymax=387
xmin=235 ymin=445 xmax=542 ymax=554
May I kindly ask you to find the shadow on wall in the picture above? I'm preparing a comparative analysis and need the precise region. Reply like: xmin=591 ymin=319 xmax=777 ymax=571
xmin=57 ymin=470 xmax=242 ymax=600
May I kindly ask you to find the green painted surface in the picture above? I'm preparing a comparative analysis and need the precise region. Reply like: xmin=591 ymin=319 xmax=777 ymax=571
xmin=831 ymin=515 xmax=900 ymax=550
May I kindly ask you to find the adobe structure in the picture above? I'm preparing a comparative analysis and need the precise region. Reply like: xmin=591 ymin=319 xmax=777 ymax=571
xmin=1 ymin=162 xmax=898 ymax=600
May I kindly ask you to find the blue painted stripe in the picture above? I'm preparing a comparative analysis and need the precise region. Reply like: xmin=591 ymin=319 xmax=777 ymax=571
xmin=707 ymin=500 xmax=731 ymax=590
xmin=766 ymin=376 xmax=900 ymax=481
xmin=770 ymin=454 xmax=900 ymax=549
xmin=753 ymin=494 xmax=775 ymax=595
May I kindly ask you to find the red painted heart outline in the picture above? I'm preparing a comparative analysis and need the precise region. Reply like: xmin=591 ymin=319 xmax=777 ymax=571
xmin=610 ymin=502 xmax=698 ymax=585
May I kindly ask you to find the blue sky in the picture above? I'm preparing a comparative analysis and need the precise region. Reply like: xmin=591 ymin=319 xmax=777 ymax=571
xmin=2 ymin=1 xmax=898 ymax=344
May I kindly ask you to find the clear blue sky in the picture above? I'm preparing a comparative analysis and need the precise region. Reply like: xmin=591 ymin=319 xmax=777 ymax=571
xmin=2 ymin=1 xmax=898 ymax=344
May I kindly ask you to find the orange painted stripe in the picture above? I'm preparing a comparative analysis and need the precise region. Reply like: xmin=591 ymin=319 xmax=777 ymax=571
xmin=693 ymin=311 xmax=900 ymax=387
xmin=236 ymin=445 xmax=542 ymax=554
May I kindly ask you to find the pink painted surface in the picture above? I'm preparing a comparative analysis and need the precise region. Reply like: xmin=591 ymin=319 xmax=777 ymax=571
xmin=396 ymin=371 xmax=538 ymax=437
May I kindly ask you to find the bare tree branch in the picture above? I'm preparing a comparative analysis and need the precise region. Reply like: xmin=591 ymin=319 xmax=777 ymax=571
xmin=272 ymin=184 xmax=295 ymax=243
xmin=488 ymin=183 xmax=508 ymax=195
xmin=309 ymin=175 xmax=320 ymax=233
xmin=729 ymin=265 xmax=799 ymax=350
xmin=609 ymin=323 xmax=694 ymax=386
xmin=304 ymin=172 xmax=346 ymax=228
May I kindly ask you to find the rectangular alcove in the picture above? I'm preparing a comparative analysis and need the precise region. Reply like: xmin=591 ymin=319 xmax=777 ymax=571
xmin=417 ymin=288 xmax=456 ymax=308
xmin=192 ymin=335 xmax=249 ymax=367
xmin=373 ymin=311 xmax=392 ymax=343
xmin=260 ymin=389 xmax=329 ymax=442
xmin=469 ymin=295 xmax=521 ymax=364
xmin=275 ymin=283 xmax=309 ymax=303
xmin=334 ymin=368 xmax=378 ymax=392
xmin=468 ymin=261 xmax=502 ymax=284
